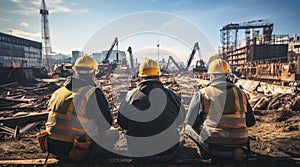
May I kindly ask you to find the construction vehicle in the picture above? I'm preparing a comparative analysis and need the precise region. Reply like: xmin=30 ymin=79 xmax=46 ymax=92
xmin=97 ymin=37 xmax=118 ymax=77
xmin=52 ymin=63 xmax=73 ymax=77
xmin=165 ymin=56 xmax=183 ymax=72
xmin=185 ymin=42 xmax=200 ymax=72
xmin=186 ymin=42 xmax=208 ymax=78
xmin=193 ymin=60 xmax=208 ymax=79
xmin=164 ymin=42 xmax=202 ymax=72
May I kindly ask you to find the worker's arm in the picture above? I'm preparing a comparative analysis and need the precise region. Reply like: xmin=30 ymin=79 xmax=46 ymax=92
xmin=86 ymin=88 xmax=113 ymax=132
xmin=117 ymin=99 xmax=129 ymax=130
xmin=184 ymin=92 xmax=202 ymax=128
xmin=246 ymin=101 xmax=255 ymax=127
xmin=166 ymin=89 xmax=186 ymax=126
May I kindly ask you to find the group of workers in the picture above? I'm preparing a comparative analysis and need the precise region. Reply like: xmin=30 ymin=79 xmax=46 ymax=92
xmin=38 ymin=55 xmax=255 ymax=162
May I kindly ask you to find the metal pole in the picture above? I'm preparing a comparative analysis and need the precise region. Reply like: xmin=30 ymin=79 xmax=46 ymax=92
xmin=157 ymin=40 xmax=160 ymax=62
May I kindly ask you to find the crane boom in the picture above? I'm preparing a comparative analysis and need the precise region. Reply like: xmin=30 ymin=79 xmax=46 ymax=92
xmin=102 ymin=37 xmax=118 ymax=64
xmin=166 ymin=56 xmax=182 ymax=71
xmin=221 ymin=19 xmax=273 ymax=31
xmin=185 ymin=42 xmax=200 ymax=71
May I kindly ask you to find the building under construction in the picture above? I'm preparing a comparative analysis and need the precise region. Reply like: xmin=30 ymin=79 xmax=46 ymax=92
xmin=0 ymin=32 xmax=42 ymax=67
xmin=220 ymin=20 xmax=300 ymax=84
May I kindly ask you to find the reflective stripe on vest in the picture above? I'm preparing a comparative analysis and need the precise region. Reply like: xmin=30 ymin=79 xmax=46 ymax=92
xmin=46 ymin=85 xmax=98 ymax=142
xmin=200 ymin=86 xmax=248 ymax=141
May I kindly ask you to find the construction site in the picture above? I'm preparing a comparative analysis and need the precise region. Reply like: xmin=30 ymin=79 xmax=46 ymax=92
xmin=0 ymin=0 xmax=300 ymax=167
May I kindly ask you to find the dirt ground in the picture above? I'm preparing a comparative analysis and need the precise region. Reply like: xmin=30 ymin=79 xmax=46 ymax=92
xmin=0 ymin=73 xmax=299 ymax=160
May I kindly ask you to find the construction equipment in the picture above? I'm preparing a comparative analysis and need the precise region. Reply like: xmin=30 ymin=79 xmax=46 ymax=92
xmin=164 ymin=42 xmax=201 ymax=72
xmin=185 ymin=42 xmax=200 ymax=72
xmin=97 ymin=37 xmax=119 ymax=76
xmin=187 ymin=42 xmax=208 ymax=78
xmin=166 ymin=56 xmax=183 ymax=71
xmin=102 ymin=37 xmax=118 ymax=64
xmin=52 ymin=63 xmax=73 ymax=77
xmin=220 ymin=19 xmax=273 ymax=59
xmin=193 ymin=60 xmax=208 ymax=79
xmin=40 ymin=0 xmax=52 ymax=70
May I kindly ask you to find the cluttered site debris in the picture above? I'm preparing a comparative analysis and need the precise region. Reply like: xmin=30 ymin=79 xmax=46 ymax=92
xmin=0 ymin=72 xmax=299 ymax=166
xmin=0 ymin=1 xmax=300 ymax=165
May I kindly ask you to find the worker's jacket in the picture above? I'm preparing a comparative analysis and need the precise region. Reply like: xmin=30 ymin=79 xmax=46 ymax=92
xmin=46 ymin=76 xmax=112 ymax=143
xmin=118 ymin=79 xmax=185 ymax=156
xmin=185 ymin=79 xmax=255 ymax=147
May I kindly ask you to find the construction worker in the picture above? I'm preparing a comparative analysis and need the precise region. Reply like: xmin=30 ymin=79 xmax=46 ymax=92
xmin=118 ymin=59 xmax=185 ymax=159
xmin=39 ymin=55 xmax=118 ymax=161
xmin=184 ymin=59 xmax=255 ymax=161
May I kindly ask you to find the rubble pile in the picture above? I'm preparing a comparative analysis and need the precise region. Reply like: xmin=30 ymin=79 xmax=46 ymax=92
xmin=236 ymin=80 xmax=300 ymax=157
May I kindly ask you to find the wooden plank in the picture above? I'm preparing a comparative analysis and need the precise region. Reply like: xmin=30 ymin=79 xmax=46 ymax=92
xmin=0 ymin=159 xmax=59 ymax=165
xmin=0 ymin=157 xmax=298 ymax=167
xmin=0 ymin=112 xmax=48 ymax=127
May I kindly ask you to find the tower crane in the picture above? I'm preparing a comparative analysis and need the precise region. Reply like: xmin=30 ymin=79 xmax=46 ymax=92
xmin=40 ymin=0 xmax=52 ymax=70
xmin=220 ymin=19 xmax=274 ymax=58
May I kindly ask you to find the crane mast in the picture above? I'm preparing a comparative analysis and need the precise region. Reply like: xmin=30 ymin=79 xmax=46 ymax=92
xmin=40 ymin=0 xmax=52 ymax=70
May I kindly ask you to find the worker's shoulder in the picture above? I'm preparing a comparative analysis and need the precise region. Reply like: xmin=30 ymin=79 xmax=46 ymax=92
xmin=163 ymin=87 xmax=180 ymax=97
xmin=232 ymin=85 xmax=247 ymax=95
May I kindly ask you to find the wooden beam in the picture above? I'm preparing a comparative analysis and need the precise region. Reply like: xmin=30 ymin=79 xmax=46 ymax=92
xmin=0 ymin=112 xmax=48 ymax=127
xmin=0 ymin=159 xmax=59 ymax=165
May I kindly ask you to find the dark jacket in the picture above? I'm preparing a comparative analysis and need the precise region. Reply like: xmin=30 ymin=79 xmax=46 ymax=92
xmin=117 ymin=79 xmax=185 ymax=156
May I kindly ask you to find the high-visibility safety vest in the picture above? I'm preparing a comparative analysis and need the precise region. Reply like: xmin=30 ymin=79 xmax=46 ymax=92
xmin=46 ymin=85 xmax=98 ymax=143
xmin=200 ymin=85 xmax=248 ymax=147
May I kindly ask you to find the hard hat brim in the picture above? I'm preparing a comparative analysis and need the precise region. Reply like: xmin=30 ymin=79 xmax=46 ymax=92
xmin=72 ymin=66 xmax=99 ymax=74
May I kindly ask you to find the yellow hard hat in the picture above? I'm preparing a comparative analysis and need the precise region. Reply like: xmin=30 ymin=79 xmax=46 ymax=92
xmin=72 ymin=55 xmax=99 ymax=74
xmin=139 ymin=59 xmax=161 ymax=77
xmin=207 ymin=59 xmax=231 ymax=74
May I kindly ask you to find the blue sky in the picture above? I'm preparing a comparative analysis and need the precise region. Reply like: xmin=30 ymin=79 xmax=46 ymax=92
xmin=0 ymin=0 xmax=300 ymax=62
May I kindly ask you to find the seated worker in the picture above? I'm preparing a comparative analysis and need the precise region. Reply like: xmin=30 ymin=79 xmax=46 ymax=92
xmin=38 ymin=55 xmax=118 ymax=161
xmin=184 ymin=59 xmax=255 ymax=161
xmin=118 ymin=59 xmax=185 ymax=160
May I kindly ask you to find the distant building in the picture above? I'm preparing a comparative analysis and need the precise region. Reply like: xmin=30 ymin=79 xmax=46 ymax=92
xmin=0 ymin=32 xmax=42 ymax=67
xmin=100 ymin=50 xmax=126 ymax=63
xmin=51 ymin=53 xmax=72 ymax=64
xmin=92 ymin=52 xmax=102 ymax=63
xmin=72 ymin=50 xmax=81 ymax=62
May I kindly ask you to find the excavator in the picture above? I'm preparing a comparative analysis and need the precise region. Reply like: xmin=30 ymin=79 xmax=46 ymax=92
xmin=165 ymin=55 xmax=183 ymax=71
xmin=185 ymin=42 xmax=200 ymax=72
xmin=97 ymin=37 xmax=118 ymax=77
xmin=186 ymin=42 xmax=208 ymax=78
xmin=164 ymin=42 xmax=207 ymax=73
xmin=51 ymin=63 xmax=73 ymax=77
xmin=193 ymin=59 xmax=208 ymax=79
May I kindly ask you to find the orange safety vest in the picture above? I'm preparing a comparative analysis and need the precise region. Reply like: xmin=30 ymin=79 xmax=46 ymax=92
xmin=200 ymin=85 xmax=248 ymax=147
xmin=46 ymin=85 xmax=98 ymax=142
